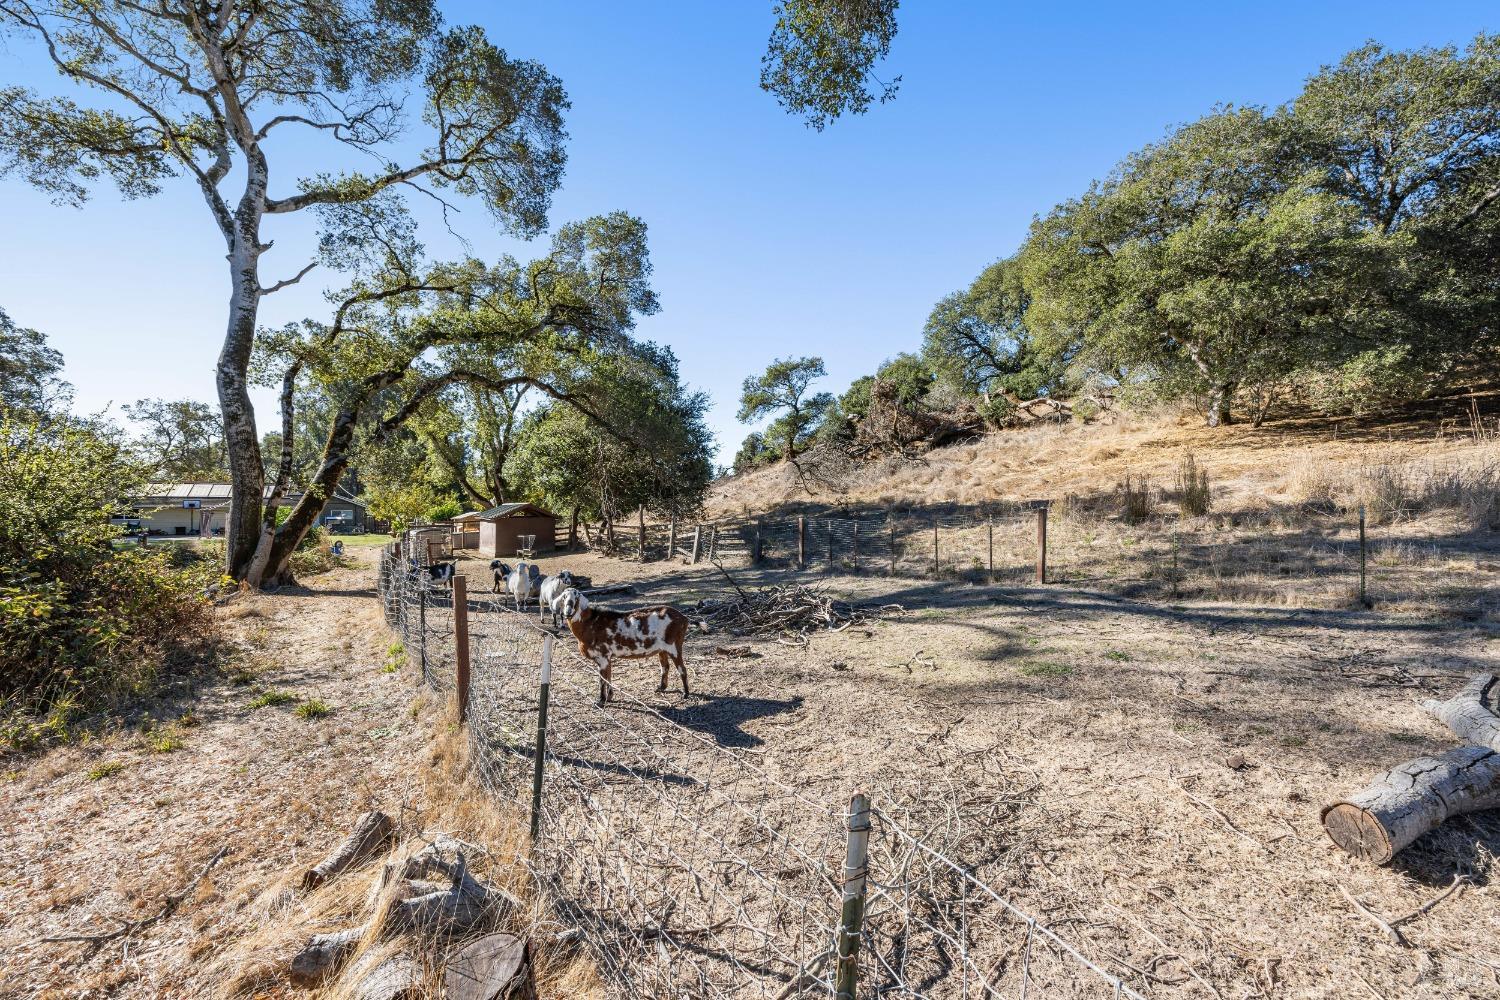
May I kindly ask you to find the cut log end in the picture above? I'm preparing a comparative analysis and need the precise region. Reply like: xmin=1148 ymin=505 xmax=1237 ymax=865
xmin=445 ymin=933 xmax=535 ymax=1000
xmin=1321 ymin=802 xmax=1394 ymax=864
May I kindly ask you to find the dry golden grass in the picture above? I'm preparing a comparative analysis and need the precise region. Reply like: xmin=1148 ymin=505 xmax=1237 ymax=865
xmin=207 ymin=697 xmax=603 ymax=999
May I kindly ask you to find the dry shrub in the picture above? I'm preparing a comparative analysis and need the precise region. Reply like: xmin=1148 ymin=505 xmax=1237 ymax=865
xmin=1116 ymin=474 xmax=1153 ymax=524
xmin=1174 ymin=452 xmax=1211 ymax=517
xmin=1286 ymin=452 xmax=1498 ymax=528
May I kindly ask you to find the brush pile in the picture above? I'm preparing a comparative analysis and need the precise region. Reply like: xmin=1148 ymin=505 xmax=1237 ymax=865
xmin=690 ymin=582 xmax=901 ymax=645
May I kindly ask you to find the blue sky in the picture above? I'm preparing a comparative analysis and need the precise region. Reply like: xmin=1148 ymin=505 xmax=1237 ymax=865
xmin=2 ymin=1 xmax=1495 ymax=459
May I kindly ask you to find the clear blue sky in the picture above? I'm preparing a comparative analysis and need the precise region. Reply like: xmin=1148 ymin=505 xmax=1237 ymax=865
xmin=2 ymin=1 xmax=1495 ymax=459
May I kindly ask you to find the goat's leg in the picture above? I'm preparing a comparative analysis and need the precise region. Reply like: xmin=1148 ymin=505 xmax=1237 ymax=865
xmin=657 ymin=652 xmax=670 ymax=692
xmin=675 ymin=649 xmax=689 ymax=697
xmin=596 ymin=656 xmax=613 ymax=707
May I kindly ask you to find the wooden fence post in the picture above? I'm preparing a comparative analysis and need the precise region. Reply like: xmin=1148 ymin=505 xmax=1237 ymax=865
xmin=1359 ymin=505 xmax=1368 ymax=607
xmin=418 ymin=587 xmax=428 ymax=682
xmin=668 ymin=517 xmax=677 ymax=560
xmin=689 ymin=524 xmax=702 ymax=564
xmin=798 ymin=516 xmax=806 ymax=568
xmin=529 ymin=633 xmax=554 ymax=842
xmin=708 ymin=524 xmax=719 ymax=562
xmin=852 ymin=522 xmax=860 ymax=573
xmin=453 ymin=575 xmax=471 ymax=723
xmin=639 ymin=506 xmax=647 ymax=562
xmin=754 ymin=521 xmax=763 ymax=563
xmin=1035 ymin=506 xmax=1048 ymax=585
xmin=826 ymin=520 xmax=834 ymax=571
xmin=987 ymin=516 xmax=994 ymax=581
xmin=835 ymin=792 xmax=872 ymax=1000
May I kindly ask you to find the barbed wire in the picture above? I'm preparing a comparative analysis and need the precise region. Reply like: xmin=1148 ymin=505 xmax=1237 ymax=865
xmin=376 ymin=542 xmax=1155 ymax=998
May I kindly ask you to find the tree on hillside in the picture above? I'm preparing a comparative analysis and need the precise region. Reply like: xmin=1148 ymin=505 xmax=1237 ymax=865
xmin=248 ymin=211 xmax=658 ymax=586
xmin=0 ymin=0 xmax=569 ymax=580
xmin=124 ymin=398 xmax=227 ymax=481
xmin=760 ymin=0 xmax=901 ymax=129
xmin=737 ymin=356 xmax=833 ymax=462
xmin=1021 ymin=106 xmax=1367 ymax=426
xmin=0 ymin=307 xmax=69 ymax=419
xmin=922 ymin=258 xmax=1073 ymax=415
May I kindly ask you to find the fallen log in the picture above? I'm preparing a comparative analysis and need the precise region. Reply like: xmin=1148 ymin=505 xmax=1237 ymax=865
xmin=303 ymin=810 xmax=394 ymax=890
xmin=1422 ymin=673 xmax=1500 ymax=752
xmin=445 ymin=933 xmax=536 ymax=1000
xmin=353 ymin=953 xmax=423 ymax=1000
xmin=1322 ymin=746 xmax=1500 ymax=863
xmin=289 ymin=926 xmax=366 ymax=986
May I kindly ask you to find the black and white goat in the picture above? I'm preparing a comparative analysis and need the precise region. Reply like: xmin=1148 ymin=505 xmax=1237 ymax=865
xmin=489 ymin=559 xmax=511 ymax=593
xmin=410 ymin=558 xmax=457 ymax=591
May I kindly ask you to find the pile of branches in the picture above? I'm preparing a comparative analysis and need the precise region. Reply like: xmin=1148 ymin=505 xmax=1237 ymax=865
xmin=691 ymin=574 xmax=902 ymax=646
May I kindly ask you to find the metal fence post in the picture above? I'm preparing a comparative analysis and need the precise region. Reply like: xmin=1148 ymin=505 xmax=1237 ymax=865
xmin=827 ymin=520 xmax=834 ymax=571
xmin=529 ymin=633 xmax=555 ymax=843
xmin=1358 ymin=504 xmax=1368 ymax=607
xmin=668 ymin=516 xmax=677 ymax=560
xmin=797 ymin=516 xmax=806 ymax=568
xmin=987 ymin=516 xmax=995 ymax=581
xmin=835 ymin=792 xmax=872 ymax=1000
xmin=639 ymin=506 xmax=647 ymax=562
xmin=852 ymin=522 xmax=860 ymax=573
xmin=754 ymin=520 xmax=763 ymax=563
xmin=1036 ymin=506 xmax=1049 ymax=584
xmin=931 ymin=516 xmax=939 ymax=577
xmin=453 ymin=575 xmax=470 ymax=722
xmin=888 ymin=514 xmax=896 ymax=576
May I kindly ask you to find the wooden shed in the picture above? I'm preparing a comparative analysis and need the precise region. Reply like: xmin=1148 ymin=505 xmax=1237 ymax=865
xmin=476 ymin=503 xmax=558 ymax=557
xmin=449 ymin=510 xmax=484 ymax=550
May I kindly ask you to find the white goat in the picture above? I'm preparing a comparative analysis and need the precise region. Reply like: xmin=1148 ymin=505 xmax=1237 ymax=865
xmin=537 ymin=570 xmax=577 ymax=626
xmin=505 ymin=560 xmax=540 ymax=612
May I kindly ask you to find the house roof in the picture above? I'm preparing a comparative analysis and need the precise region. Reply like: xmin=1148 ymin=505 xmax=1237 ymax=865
xmin=450 ymin=510 xmax=486 ymax=521
xmin=473 ymin=502 xmax=556 ymax=520
xmin=136 ymin=483 xmax=368 ymax=507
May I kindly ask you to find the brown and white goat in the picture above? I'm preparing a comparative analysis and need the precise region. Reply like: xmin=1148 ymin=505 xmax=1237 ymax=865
xmin=558 ymin=589 xmax=689 ymax=706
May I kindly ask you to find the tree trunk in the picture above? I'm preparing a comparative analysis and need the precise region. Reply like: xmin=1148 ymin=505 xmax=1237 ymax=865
xmin=1321 ymin=746 xmax=1500 ymax=863
xmin=568 ymin=506 xmax=579 ymax=550
xmin=1205 ymin=383 xmax=1234 ymax=427
xmin=220 ymin=226 xmax=268 ymax=580
xmin=353 ymin=954 xmax=422 ymax=1000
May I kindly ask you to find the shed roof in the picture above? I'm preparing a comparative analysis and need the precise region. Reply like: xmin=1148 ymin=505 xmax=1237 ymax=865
xmin=474 ymin=502 xmax=556 ymax=520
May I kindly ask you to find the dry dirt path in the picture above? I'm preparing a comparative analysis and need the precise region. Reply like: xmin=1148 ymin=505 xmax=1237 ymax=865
xmin=0 ymin=549 xmax=430 ymax=998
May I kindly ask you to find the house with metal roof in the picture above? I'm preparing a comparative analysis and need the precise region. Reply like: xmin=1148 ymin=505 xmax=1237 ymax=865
xmin=128 ymin=483 xmax=369 ymax=537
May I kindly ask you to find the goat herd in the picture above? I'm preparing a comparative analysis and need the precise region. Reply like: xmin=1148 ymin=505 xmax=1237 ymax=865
xmin=408 ymin=556 xmax=690 ymax=707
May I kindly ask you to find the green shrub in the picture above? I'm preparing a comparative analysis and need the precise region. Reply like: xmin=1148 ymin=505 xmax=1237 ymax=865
xmin=295 ymin=698 xmax=332 ymax=720
xmin=248 ymin=689 xmax=297 ymax=709
xmin=0 ymin=419 xmax=215 ymax=753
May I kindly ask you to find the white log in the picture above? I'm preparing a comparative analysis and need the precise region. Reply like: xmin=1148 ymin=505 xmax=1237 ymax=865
xmin=1422 ymin=673 xmax=1500 ymax=751
xmin=303 ymin=810 xmax=393 ymax=890
xmin=1322 ymin=746 xmax=1500 ymax=864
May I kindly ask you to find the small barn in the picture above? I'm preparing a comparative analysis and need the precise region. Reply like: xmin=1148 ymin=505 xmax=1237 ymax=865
xmin=476 ymin=503 xmax=558 ymax=557
xmin=449 ymin=510 xmax=484 ymax=550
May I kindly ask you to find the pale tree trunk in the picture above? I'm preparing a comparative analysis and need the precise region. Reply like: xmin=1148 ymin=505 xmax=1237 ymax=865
xmin=220 ymin=233 xmax=268 ymax=582
xmin=1205 ymin=382 xmax=1235 ymax=427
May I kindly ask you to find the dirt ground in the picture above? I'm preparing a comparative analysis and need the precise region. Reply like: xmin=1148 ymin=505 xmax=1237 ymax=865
xmin=452 ymin=547 xmax=1500 ymax=999
xmin=0 ymin=550 xmax=434 ymax=998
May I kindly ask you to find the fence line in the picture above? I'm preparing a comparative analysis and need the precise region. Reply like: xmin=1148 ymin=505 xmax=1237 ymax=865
xmin=378 ymin=544 xmax=1149 ymax=999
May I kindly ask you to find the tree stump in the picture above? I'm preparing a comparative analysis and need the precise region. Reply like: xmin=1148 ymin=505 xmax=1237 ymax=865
xmin=1423 ymin=673 xmax=1500 ymax=752
xmin=1322 ymin=746 xmax=1500 ymax=863
xmin=445 ymin=933 xmax=536 ymax=1000
xmin=303 ymin=810 xmax=394 ymax=890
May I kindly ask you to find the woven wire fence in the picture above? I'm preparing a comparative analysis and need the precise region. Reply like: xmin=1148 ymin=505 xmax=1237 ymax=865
xmin=378 ymin=543 xmax=1147 ymax=999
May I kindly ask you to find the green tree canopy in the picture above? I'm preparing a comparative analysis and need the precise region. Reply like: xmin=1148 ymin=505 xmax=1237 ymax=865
xmin=0 ymin=307 xmax=68 ymax=419
xmin=760 ymin=0 xmax=901 ymax=129
xmin=125 ymin=398 xmax=227 ymax=481
xmin=737 ymin=356 xmax=833 ymax=462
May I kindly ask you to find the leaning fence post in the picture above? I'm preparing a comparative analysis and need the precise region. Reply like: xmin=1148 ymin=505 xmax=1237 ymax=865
xmin=1358 ymin=504 xmax=1368 ymax=607
xmin=689 ymin=524 xmax=702 ymax=564
xmin=708 ymin=523 xmax=719 ymax=562
xmin=798 ymin=516 xmax=807 ymax=568
xmin=529 ymin=633 xmax=554 ymax=843
xmin=453 ymin=575 xmax=471 ymax=723
xmin=835 ymin=792 xmax=872 ymax=1000
xmin=1035 ymin=505 xmax=1048 ymax=585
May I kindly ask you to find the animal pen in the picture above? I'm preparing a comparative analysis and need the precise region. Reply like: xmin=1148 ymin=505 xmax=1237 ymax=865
xmin=378 ymin=543 xmax=1146 ymax=999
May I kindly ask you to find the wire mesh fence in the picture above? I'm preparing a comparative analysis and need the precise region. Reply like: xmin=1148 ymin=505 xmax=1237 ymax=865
xmin=378 ymin=541 xmax=1149 ymax=999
